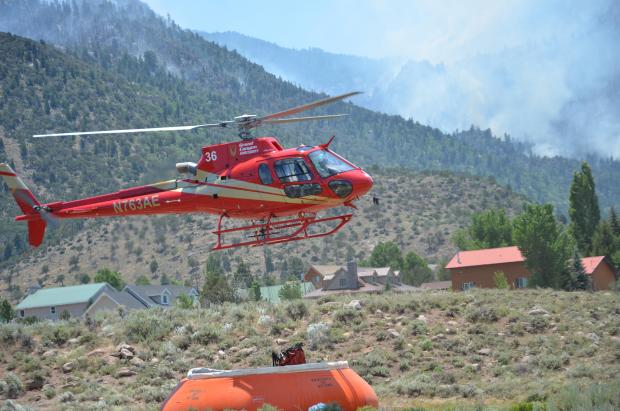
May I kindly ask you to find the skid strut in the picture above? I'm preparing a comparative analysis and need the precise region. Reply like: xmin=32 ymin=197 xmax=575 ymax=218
xmin=212 ymin=212 xmax=353 ymax=250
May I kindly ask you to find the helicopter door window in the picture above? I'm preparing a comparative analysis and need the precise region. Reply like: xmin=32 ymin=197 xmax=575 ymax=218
xmin=308 ymin=150 xmax=355 ymax=178
xmin=274 ymin=158 xmax=313 ymax=183
xmin=258 ymin=164 xmax=273 ymax=185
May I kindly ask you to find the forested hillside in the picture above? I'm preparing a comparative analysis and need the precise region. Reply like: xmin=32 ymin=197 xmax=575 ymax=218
xmin=1 ymin=0 xmax=620 ymax=216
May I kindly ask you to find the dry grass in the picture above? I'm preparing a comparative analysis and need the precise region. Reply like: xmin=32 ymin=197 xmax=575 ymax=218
xmin=1 ymin=289 xmax=619 ymax=410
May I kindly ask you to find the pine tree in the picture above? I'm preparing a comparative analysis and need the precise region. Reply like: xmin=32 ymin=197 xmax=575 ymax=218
xmin=251 ymin=280 xmax=261 ymax=301
xmin=569 ymin=162 xmax=600 ymax=255
xmin=201 ymin=269 xmax=235 ymax=305
xmin=234 ymin=260 xmax=252 ymax=288
xmin=610 ymin=208 xmax=620 ymax=237
xmin=592 ymin=221 xmax=616 ymax=258
xmin=402 ymin=251 xmax=433 ymax=286
xmin=570 ymin=249 xmax=589 ymax=290
xmin=0 ymin=298 xmax=15 ymax=323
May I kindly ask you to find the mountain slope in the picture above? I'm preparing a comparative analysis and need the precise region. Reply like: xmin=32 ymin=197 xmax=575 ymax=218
xmin=0 ymin=0 xmax=619 ymax=215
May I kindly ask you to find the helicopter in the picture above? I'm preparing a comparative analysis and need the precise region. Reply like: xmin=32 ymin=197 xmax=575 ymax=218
xmin=0 ymin=92 xmax=373 ymax=250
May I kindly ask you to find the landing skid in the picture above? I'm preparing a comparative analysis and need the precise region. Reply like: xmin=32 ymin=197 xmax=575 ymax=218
xmin=212 ymin=212 xmax=353 ymax=250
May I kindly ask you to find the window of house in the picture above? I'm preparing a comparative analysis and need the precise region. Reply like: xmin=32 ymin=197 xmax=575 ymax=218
xmin=309 ymin=150 xmax=354 ymax=178
xmin=515 ymin=277 xmax=528 ymax=289
xmin=258 ymin=163 xmax=273 ymax=185
xmin=50 ymin=306 xmax=56 ymax=314
xmin=314 ymin=275 xmax=321 ymax=283
xmin=274 ymin=158 xmax=313 ymax=182
xmin=20 ymin=310 xmax=24 ymax=318
xmin=462 ymin=281 xmax=475 ymax=291
xmin=162 ymin=294 xmax=169 ymax=305
xmin=339 ymin=278 xmax=347 ymax=288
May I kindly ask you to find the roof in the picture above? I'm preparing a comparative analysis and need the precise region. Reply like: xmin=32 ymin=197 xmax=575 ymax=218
xmin=308 ymin=265 xmax=342 ymax=280
xmin=123 ymin=285 xmax=197 ymax=307
xmin=445 ymin=246 xmax=525 ymax=269
xmin=259 ymin=282 xmax=315 ymax=304
xmin=16 ymin=283 xmax=108 ymax=310
xmin=357 ymin=267 xmax=392 ymax=277
xmin=420 ymin=281 xmax=452 ymax=290
xmin=106 ymin=289 xmax=149 ymax=309
xmin=581 ymin=256 xmax=606 ymax=275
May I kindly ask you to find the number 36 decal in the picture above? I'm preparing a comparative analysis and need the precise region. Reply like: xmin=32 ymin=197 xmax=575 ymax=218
xmin=204 ymin=151 xmax=218 ymax=162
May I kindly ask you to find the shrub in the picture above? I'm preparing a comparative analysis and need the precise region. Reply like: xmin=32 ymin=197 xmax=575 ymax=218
xmin=465 ymin=305 xmax=499 ymax=323
xmin=494 ymin=271 xmax=509 ymax=289
xmin=546 ymin=382 xmax=620 ymax=411
xmin=307 ymin=323 xmax=330 ymax=349
xmin=192 ymin=325 xmax=220 ymax=345
xmin=528 ymin=316 xmax=550 ymax=333
xmin=285 ymin=300 xmax=308 ymax=321
xmin=0 ymin=373 xmax=23 ymax=399
xmin=333 ymin=307 xmax=363 ymax=325
xmin=351 ymin=351 xmax=391 ymax=380
xmin=42 ymin=384 xmax=56 ymax=399
xmin=123 ymin=310 xmax=174 ymax=342
xmin=175 ymin=293 xmax=194 ymax=309
xmin=279 ymin=282 xmax=302 ymax=300
xmin=408 ymin=320 xmax=428 ymax=336
xmin=58 ymin=391 xmax=75 ymax=403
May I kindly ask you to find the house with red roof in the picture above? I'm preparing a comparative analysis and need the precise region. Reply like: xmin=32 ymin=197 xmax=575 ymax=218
xmin=446 ymin=246 xmax=530 ymax=291
xmin=581 ymin=256 xmax=616 ymax=291
xmin=446 ymin=246 xmax=616 ymax=291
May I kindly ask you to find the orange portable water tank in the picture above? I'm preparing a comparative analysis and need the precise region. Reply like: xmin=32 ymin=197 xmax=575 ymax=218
xmin=161 ymin=361 xmax=378 ymax=411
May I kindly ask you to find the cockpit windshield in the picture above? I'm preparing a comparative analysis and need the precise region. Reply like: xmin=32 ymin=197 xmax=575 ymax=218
xmin=309 ymin=150 xmax=355 ymax=178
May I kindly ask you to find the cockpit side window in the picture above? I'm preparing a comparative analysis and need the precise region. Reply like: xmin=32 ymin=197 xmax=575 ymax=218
xmin=308 ymin=150 xmax=355 ymax=178
xmin=274 ymin=158 xmax=313 ymax=183
xmin=258 ymin=163 xmax=273 ymax=185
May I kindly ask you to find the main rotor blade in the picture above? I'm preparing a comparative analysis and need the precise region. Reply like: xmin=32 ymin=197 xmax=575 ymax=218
xmin=262 ymin=114 xmax=348 ymax=125
xmin=256 ymin=91 xmax=361 ymax=124
xmin=32 ymin=122 xmax=234 ymax=138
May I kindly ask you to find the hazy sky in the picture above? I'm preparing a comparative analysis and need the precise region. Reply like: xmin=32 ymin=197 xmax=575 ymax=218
xmin=143 ymin=0 xmax=609 ymax=63
xmin=142 ymin=0 xmax=619 ymax=158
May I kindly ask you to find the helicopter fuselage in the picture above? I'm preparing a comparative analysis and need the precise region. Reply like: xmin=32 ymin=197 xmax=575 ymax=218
xmin=10 ymin=137 xmax=373 ymax=248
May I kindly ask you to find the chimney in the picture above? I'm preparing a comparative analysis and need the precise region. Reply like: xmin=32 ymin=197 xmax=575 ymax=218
xmin=456 ymin=248 xmax=461 ymax=265
xmin=346 ymin=261 xmax=359 ymax=290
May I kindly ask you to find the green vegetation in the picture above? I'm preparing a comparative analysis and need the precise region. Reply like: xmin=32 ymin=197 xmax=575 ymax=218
xmin=453 ymin=209 xmax=513 ymax=251
xmin=93 ymin=268 xmax=124 ymax=291
xmin=0 ymin=289 xmax=618 ymax=410
xmin=278 ymin=282 xmax=302 ymax=300
xmin=452 ymin=162 xmax=619 ymax=291
xmin=569 ymin=162 xmax=600 ymax=255
xmin=0 ymin=298 xmax=14 ymax=323
xmin=175 ymin=293 xmax=194 ymax=309
xmin=493 ymin=271 xmax=509 ymax=289
xmin=201 ymin=267 xmax=235 ymax=305
xmin=513 ymin=204 xmax=572 ymax=289
xmin=364 ymin=241 xmax=433 ymax=286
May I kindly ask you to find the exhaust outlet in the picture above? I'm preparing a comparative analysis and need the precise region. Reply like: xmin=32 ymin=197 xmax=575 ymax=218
xmin=176 ymin=162 xmax=197 ymax=176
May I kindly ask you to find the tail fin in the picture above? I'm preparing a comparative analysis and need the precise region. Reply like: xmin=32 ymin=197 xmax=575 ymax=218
xmin=0 ymin=163 xmax=47 ymax=247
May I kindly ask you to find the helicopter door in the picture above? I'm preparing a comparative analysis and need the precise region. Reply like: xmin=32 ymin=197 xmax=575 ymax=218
xmin=258 ymin=163 xmax=274 ymax=185
xmin=274 ymin=158 xmax=322 ymax=198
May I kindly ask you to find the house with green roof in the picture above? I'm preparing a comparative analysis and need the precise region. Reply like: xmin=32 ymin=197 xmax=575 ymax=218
xmin=16 ymin=283 xmax=120 ymax=320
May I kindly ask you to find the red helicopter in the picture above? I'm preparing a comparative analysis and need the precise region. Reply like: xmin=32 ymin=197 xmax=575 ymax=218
xmin=0 ymin=92 xmax=373 ymax=250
